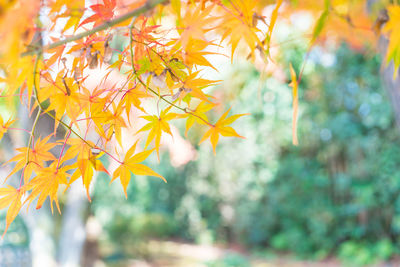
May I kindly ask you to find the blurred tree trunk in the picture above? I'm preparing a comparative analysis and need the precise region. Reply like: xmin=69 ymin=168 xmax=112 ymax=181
xmin=57 ymin=182 xmax=88 ymax=267
xmin=378 ymin=37 xmax=400 ymax=128
xmin=15 ymin=105 xmax=89 ymax=266
xmin=367 ymin=2 xmax=400 ymax=128
xmin=16 ymin=107 xmax=57 ymax=267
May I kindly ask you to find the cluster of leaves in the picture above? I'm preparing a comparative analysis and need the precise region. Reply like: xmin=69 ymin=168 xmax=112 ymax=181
xmin=0 ymin=0 xmax=281 ymax=235
xmin=0 ymin=0 xmax=398 ymax=237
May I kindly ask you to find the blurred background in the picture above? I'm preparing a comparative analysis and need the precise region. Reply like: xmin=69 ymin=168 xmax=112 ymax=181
xmin=1 ymin=7 xmax=400 ymax=267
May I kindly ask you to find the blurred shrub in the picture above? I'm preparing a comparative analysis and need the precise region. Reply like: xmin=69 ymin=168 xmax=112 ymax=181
xmin=91 ymin=43 xmax=400 ymax=265
xmin=226 ymin=45 xmax=400 ymax=263
xmin=338 ymin=239 xmax=395 ymax=266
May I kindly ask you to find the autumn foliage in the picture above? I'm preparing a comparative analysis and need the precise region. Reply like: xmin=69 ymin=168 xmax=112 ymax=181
xmin=0 ymin=0 xmax=398 ymax=236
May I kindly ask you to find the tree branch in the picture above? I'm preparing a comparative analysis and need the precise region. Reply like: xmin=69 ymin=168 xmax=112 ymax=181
xmin=22 ymin=0 xmax=167 ymax=57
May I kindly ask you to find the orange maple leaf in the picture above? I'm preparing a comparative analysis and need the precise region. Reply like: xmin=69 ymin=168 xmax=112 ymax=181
xmin=128 ymin=16 xmax=161 ymax=63
xmin=79 ymin=0 xmax=116 ymax=28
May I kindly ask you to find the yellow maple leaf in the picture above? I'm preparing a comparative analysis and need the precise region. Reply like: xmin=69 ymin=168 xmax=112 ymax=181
xmin=25 ymin=163 xmax=71 ymax=213
xmin=383 ymin=5 xmax=400 ymax=78
xmin=219 ymin=0 xmax=262 ymax=59
xmin=64 ymin=138 xmax=108 ymax=201
xmin=180 ymin=71 xmax=219 ymax=103
xmin=178 ymin=3 xmax=216 ymax=50
xmin=138 ymin=106 xmax=182 ymax=160
xmin=105 ymin=102 xmax=127 ymax=147
xmin=199 ymin=108 xmax=248 ymax=155
xmin=0 ymin=115 xmax=15 ymax=141
xmin=184 ymin=101 xmax=214 ymax=136
xmin=39 ymin=72 xmax=82 ymax=129
xmin=289 ymin=64 xmax=299 ymax=146
xmin=121 ymin=84 xmax=150 ymax=122
xmin=111 ymin=142 xmax=165 ymax=198
xmin=181 ymin=38 xmax=219 ymax=71
xmin=6 ymin=135 xmax=57 ymax=183
xmin=0 ymin=185 xmax=24 ymax=237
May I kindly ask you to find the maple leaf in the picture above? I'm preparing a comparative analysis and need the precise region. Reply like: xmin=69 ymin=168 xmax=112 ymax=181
xmin=105 ymin=102 xmax=127 ymax=147
xmin=180 ymin=71 xmax=219 ymax=103
xmin=79 ymin=0 xmax=116 ymax=28
xmin=383 ymin=5 xmax=400 ymax=78
xmin=63 ymin=9 xmax=85 ymax=32
xmin=50 ymin=0 xmax=83 ymax=14
xmin=77 ymin=86 xmax=108 ymax=119
xmin=111 ymin=142 xmax=165 ymax=198
xmin=39 ymin=72 xmax=82 ymax=127
xmin=45 ymin=45 xmax=65 ymax=67
xmin=184 ymin=101 xmax=214 ymax=136
xmin=0 ymin=185 xmax=24 ymax=237
xmin=177 ymin=3 xmax=217 ymax=49
xmin=182 ymin=39 xmax=219 ymax=71
xmin=0 ymin=115 xmax=15 ymax=141
xmin=121 ymin=84 xmax=150 ymax=122
xmin=0 ymin=0 xmax=388 ymax=239
xmin=199 ymin=108 xmax=248 ymax=155
xmin=289 ymin=63 xmax=299 ymax=146
xmin=63 ymin=138 xmax=108 ymax=201
xmin=6 ymin=135 xmax=57 ymax=183
xmin=25 ymin=163 xmax=71 ymax=213
xmin=2 ymin=56 xmax=38 ymax=103
xmin=264 ymin=0 xmax=282 ymax=56
xmin=137 ymin=106 xmax=183 ymax=160
xmin=89 ymin=100 xmax=114 ymax=141
xmin=219 ymin=0 xmax=263 ymax=59
xmin=54 ymin=0 xmax=85 ymax=33
xmin=128 ymin=16 xmax=161 ymax=64
xmin=310 ymin=4 xmax=330 ymax=45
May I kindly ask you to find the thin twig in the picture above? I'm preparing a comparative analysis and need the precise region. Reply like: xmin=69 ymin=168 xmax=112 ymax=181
xmin=20 ymin=56 xmax=42 ymax=188
xmin=128 ymin=20 xmax=214 ymax=126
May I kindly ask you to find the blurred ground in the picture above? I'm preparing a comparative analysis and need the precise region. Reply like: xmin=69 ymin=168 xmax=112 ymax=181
xmin=117 ymin=240 xmax=342 ymax=267
xmin=103 ymin=239 xmax=400 ymax=267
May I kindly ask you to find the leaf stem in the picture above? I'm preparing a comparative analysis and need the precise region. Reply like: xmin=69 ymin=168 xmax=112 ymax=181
xmin=56 ymin=125 xmax=72 ymax=170
xmin=20 ymin=55 xmax=42 ymax=188
xmin=32 ymin=58 xmax=124 ymax=166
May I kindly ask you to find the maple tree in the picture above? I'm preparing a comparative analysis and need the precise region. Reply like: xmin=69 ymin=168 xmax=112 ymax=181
xmin=0 ymin=0 xmax=398 ymax=236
